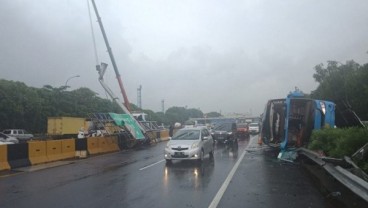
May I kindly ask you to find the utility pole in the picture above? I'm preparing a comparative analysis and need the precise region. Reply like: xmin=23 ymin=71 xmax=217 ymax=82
xmin=161 ymin=99 xmax=165 ymax=113
xmin=137 ymin=85 xmax=142 ymax=109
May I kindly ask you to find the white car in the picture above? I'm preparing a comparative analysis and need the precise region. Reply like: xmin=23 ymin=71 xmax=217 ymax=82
xmin=164 ymin=127 xmax=214 ymax=164
xmin=248 ymin=123 xmax=260 ymax=134
xmin=2 ymin=129 xmax=33 ymax=142
xmin=0 ymin=132 xmax=19 ymax=144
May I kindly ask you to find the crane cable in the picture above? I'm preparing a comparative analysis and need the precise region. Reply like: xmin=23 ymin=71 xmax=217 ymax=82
xmin=87 ymin=0 xmax=99 ymax=66
xmin=87 ymin=0 xmax=110 ymax=99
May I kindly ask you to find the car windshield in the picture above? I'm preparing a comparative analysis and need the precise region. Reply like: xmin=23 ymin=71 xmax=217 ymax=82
xmin=249 ymin=123 xmax=259 ymax=127
xmin=214 ymin=123 xmax=232 ymax=131
xmin=172 ymin=129 xmax=200 ymax=140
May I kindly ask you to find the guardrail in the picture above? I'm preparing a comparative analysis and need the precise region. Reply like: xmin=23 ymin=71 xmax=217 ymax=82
xmin=298 ymin=148 xmax=368 ymax=207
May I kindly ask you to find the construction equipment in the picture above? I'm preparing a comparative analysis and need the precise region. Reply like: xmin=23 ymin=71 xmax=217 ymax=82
xmin=90 ymin=0 xmax=147 ymax=146
xmin=91 ymin=0 xmax=131 ymax=111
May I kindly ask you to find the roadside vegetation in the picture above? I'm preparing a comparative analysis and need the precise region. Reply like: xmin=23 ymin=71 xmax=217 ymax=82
xmin=0 ymin=79 xmax=220 ymax=134
xmin=308 ymin=59 xmax=368 ymax=173
xmin=311 ymin=60 xmax=368 ymax=121
xmin=309 ymin=128 xmax=368 ymax=173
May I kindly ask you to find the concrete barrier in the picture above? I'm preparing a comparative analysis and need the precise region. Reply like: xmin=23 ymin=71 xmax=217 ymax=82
xmin=109 ymin=136 xmax=120 ymax=152
xmin=46 ymin=140 xmax=63 ymax=162
xmin=28 ymin=141 xmax=48 ymax=165
xmin=103 ymin=136 xmax=119 ymax=152
xmin=7 ymin=143 xmax=31 ymax=169
xmin=61 ymin=139 xmax=75 ymax=159
xmin=160 ymin=129 xmax=170 ymax=141
xmin=87 ymin=137 xmax=100 ymax=155
xmin=98 ymin=137 xmax=108 ymax=153
xmin=0 ymin=145 xmax=10 ymax=171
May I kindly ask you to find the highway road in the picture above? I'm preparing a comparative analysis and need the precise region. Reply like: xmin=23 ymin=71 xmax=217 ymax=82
xmin=0 ymin=135 xmax=327 ymax=208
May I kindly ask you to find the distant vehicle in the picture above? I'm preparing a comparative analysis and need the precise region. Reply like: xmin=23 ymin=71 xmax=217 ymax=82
xmin=2 ymin=129 xmax=33 ymax=142
xmin=0 ymin=132 xmax=19 ymax=144
xmin=184 ymin=120 xmax=196 ymax=128
xmin=248 ymin=123 xmax=260 ymax=134
xmin=211 ymin=122 xmax=237 ymax=144
xmin=164 ymin=126 xmax=214 ymax=164
xmin=236 ymin=123 xmax=249 ymax=138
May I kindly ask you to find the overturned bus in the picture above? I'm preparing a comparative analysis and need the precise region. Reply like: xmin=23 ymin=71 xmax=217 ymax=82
xmin=261 ymin=90 xmax=336 ymax=150
xmin=261 ymin=89 xmax=364 ymax=150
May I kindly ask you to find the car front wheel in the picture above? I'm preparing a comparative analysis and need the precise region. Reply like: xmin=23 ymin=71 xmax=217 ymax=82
xmin=209 ymin=149 xmax=214 ymax=159
xmin=198 ymin=150 xmax=204 ymax=163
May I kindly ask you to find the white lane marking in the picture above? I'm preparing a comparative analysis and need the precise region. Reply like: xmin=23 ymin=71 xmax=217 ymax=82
xmin=139 ymin=159 xmax=165 ymax=171
xmin=208 ymin=146 xmax=248 ymax=208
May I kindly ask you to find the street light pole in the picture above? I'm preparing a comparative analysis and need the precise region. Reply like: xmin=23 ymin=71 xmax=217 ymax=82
xmin=65 ymin=75 xmax=80 ymax=87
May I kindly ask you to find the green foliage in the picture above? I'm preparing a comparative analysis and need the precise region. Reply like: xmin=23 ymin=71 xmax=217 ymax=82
xmin=0 ymin=79 xmax=210 ymax=132
xmin=165 ymin=107 xmax=187 ymax=124
xmin=0 ymin=80 xmax=122 ymax=133
xmin=164 ymin=107 xmax=204 ymax=124
xmin=309 ymin=128 xmax=368 ymax=158
xmin=311 ymin=60 xmax=368 ymax=120
xmin=308 ymin=127 xmax=368 ymax=173
xmin=153 ymin=112 xmax=169 ymax=125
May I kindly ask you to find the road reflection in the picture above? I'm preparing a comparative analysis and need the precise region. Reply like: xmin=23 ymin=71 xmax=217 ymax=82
xmin=215 ymin=141 xmax=239 ymax=160
xmin=162 ymin=140 xmax=244 ymax=192
xmin=163 ymin=158 xmax=215 ymax=190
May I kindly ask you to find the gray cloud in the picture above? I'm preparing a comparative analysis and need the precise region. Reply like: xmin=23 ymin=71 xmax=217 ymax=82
xmin=1 ymin=0 xmax=367 ymax=116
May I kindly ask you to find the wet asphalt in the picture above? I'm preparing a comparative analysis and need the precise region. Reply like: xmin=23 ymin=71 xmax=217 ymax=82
xmin=0 ymin=135 xmax=327 ymax=208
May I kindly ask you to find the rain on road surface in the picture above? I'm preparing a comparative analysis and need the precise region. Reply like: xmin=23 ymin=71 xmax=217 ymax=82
xmin=0 ymin=135 xmax=326 ymax=208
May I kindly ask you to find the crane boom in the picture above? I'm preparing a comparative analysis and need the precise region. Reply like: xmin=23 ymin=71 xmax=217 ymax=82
xmin=97 ymin=63 xmax=146 ymax=134
xmin=91 ymin=0 xmax=131 ymax=111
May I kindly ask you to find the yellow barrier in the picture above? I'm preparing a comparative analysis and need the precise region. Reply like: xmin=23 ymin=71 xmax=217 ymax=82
xmin=87 ymin=137 xmax=100 ymax=155
xmin=61 ymin=139 xmax=76 ymax=159
xmin=98 ymin=137 xmax=108 ymax=153
xmin=46 ymin=140 xmax=63 ymax=162
xmin=28 ymin=141 xmax=48 ymax=165
xmin=109 ymin=136 xmax=120 ymax=152
xmin=98 ymin=136 xmax=119 ymax=153
xmin=0 ymin=145 xmax=10 ymax=171
xmin=160 ymin=129 xmax=170 ymax=141
xmin=103 ymin=136 xmax=119 ymax=152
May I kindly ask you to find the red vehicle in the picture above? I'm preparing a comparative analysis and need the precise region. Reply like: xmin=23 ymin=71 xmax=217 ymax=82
xmin=236 ymin=123 xmax=249 ymax=138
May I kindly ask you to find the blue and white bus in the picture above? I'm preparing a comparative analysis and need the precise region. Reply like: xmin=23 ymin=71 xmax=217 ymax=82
xmin=260 ymin=90 xmax=335 ymax=150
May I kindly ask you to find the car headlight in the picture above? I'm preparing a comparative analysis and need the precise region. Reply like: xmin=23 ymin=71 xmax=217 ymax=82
xmin=228 ymin=132 xmax=233 ymax=135
xmin=191 ymin=142 xmax=200 ymax=149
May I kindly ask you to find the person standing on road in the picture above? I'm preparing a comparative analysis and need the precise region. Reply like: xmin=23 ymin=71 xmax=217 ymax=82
xmin=169 ymin=124 xmax=174 ymax=137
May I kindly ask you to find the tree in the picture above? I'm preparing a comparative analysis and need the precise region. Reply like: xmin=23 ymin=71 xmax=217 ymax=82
xmin=206 ymin=112 xmax=222 ymax=118
xmin=311 ymin=60 xmax=368 ymax=120
xmin=165 ymin=107 xmax=204 ymax=124
xmin=0 ymin=80 xmax=125 ymax=133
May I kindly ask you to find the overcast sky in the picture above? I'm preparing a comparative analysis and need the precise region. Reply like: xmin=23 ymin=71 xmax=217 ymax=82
xmin=1 ymin=0 xmax=367 ymax=116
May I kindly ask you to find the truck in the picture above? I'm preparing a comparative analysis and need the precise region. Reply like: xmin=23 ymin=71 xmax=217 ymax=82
xmin=47 ymin=117 xmax=87 ymax=137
